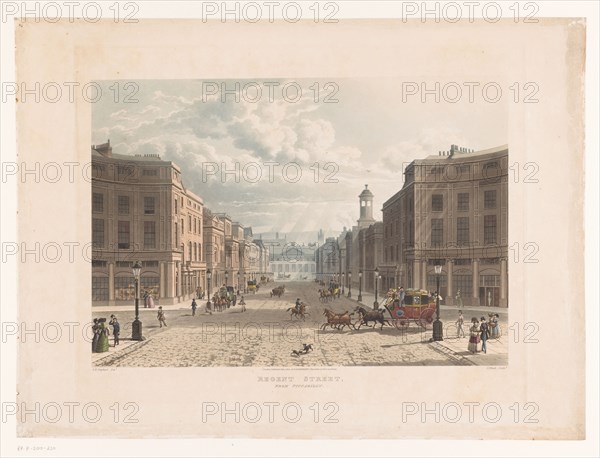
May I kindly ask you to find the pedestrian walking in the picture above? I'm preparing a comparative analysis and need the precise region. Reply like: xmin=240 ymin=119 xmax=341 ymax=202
xmin=143 ymin=291 xmax=149 ymax=308
xmin=191 ymin=299 xmax=197 ymax=316
xmin=456 ymin=310 xmax=465 ymax=338
xmin=468 ymin=317 xmax=480 ymax=354
xmin=455 ymin=289 xmax=463 ymax=308
xmin=147 ymin=293 xmax=155 ymax=308
xmin=398 ymin=286 xmax=405 ymax=305
xmin=157 ymin=306 xmax=167 ymax=327
xmin=109 ymin=315 xmax=120 ymax=347
xmin=239 ymin=295 xmax=246 ymax=312
xmin=480 ymin=316 xmax=489 ymax=354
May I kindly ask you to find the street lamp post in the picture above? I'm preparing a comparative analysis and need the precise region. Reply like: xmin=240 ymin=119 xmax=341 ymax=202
xmin=225 ymin=270 xmax=229 ymax=287
xmin=395 ymin=264 xmax=399 ymax=290
xmin=347 ymin=271 xmax=352 ymax=298
xmin=374 ymin=267 xmax=380 ymax=308
xmin=342 ymin=271 xmax=345 ymax=295
xmin=206 ymin=269 xmax=212 ymax=311
xmin=433 ymin=264 xmax=443 ymax=341
xmin=237 ymin=271 xmax=241 ymax=293
xmin=358 ymin=270 xmax=363 ymax=303
xmin=131 ymin=261 xmax=143 ymax=341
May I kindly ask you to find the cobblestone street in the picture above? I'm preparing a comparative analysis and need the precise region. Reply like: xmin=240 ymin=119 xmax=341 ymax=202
xmin=94 ymin=282 xmax=508 ymax=367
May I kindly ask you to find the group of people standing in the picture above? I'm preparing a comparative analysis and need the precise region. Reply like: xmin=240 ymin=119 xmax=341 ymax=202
xmin=91 ymin=315 xmax=120 ymax=353
xmin=143 ymin=291 xmax=155 ymax=308
xmin=455 ymin=311 xmax=501 ymax=354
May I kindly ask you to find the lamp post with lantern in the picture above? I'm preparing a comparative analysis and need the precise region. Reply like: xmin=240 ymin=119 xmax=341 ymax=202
xmin=358 ymin=270 xmax=363 ymax=303
xmin=374 ymin=267 xmax=380 ymax=309
xmin=206 ymin=269 xmax=212 ymax=311
xmin=347 ymin=271 xmax=352 ymax=298
xmin=433 ymin=264 xmax=444 ymax=341
xmin=131 ymin=261 xmax=143 ymax=341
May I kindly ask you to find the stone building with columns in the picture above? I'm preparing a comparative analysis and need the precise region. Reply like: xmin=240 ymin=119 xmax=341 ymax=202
xmin=381 ymin=144 xmax=509 ymax=307
xmin=91 ymin=140 xmax=207 ymax=306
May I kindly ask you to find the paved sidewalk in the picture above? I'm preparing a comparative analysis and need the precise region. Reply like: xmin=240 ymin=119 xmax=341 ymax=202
xmin=432 ymin=335 xmax=508 ymax=366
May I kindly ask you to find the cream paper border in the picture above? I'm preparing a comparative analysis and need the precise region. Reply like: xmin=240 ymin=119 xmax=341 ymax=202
xmin=13 ymin=17 xmax=585 ymax=441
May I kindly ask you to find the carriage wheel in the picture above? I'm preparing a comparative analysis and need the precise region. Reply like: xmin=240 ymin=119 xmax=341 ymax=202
xmin=393 ymin=319 xmax=410 ymax=330
xmin=418 ymin=308 xmax=435 ymax=329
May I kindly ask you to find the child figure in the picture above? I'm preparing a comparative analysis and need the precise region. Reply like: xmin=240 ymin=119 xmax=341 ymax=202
xmin=239 ymin=296 xmax=246 ymax=312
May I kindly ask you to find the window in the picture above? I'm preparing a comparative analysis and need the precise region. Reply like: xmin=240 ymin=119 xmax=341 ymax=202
xmin=427 ymin=274 xmax=447 ymax=292
xmin=431 ymin=219 xmax=443 ymax=245
xmin=181 ymin=218 xmax=184 ymax=234
xmin=91 ymin=260 xmax=107 ymax=268
xmin=427 ymin=259 xmax=446 ymax=266
xmin=457 ymin=217 xmax=470 ymax=245
xmin=142 ymin=261 xmax=159 ymax=267
xmin=144 ymin=221 xmax=156 ymax=249
xmin=141 ymin=276 xmax=160 ymax=298
xmin=117 ymin=165 xmax=132 ymax=177
xmin=457 ymin=193 xmax=469 ymax=211
xmin=92 ymin=276 xmax=109 ymax=301
xmin=144 ymin=197 xmax=155 ymax=215
xmin=484 ymin=215 xmax=497 ymax=244
xmin=114 ymin=276 xmax=135 ymax=301
xmin=194 ymin=243 xmax=198 ymax=261
xmin=454 ymin=275 xmax=472 ymax=296
xmin=198 ymin=243 xmax=202 ymax=261
xmin=454 ymin=258 xmax=471 ymax=265
xmin=116 ymin=261 xmax=132 ymax=268
xmin=118 ymin=196 xmax=130 ymax=215
xmin=194 ymin=218 xmax=197 ymax=234
xmin=143 ymin=169 xmax=158 ymax=176
xmin=432 ymin=194 xmax=443 ymax=212
xmin=484 ymin=190 xmax=497 ymax=209
xmin=175 ymin=198 xmax=178 ymax=214
xmin=188 ymin=215 xmax=192 ymax=232
xmin=482 ymin=258 xmax=500 ymax=264
xmin=175 ymin=222 xmax=178 ymax=246
xmin=459 ymin=164 xmax=470 ymax=173
xmin=92 ymin=218 xmax=104 ymax=248
xmin=189 ymin=241 xmax=193 ymax=261
xmin=118 ymin=221 xmax=130 ymax=249
xmin=92 ymin=193 xmax=104 ymax=213
xmin=480 ymin=274 xmax=500 ymax=287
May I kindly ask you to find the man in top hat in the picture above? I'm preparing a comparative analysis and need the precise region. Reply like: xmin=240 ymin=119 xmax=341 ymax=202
xmin=480 ymin=316 xmax=489 ymax=354
xmin=109 ymin=314 xmax=120 ymax=347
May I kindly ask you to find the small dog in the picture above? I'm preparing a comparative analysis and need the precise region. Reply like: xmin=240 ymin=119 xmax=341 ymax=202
xmin=291 ymin=343 xmax=314 ymax=357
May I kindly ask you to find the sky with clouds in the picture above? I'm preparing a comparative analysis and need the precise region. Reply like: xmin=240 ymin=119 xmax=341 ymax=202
xmin=92 ymin=78 xmax=507 ymax=241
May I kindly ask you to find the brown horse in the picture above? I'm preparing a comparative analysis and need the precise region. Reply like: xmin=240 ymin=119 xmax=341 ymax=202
xmin=321 ymin=309 xmax=356 ymax=331
xmin=271 ymin=285 xmax=285 ymax=298
xmin=354 ymin=306 xmax=391 ymax=330
xmin=287 ymin=303 xmax=309 ymax=320
xmin=318 ymin=289 xmax=333 ymax=302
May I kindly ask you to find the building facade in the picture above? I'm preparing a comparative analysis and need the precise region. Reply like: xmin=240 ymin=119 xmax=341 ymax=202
xmin=381 ymin=144 xmax=509 ymax=307
xmin=91 ymin=141 xmax=207 ymax=306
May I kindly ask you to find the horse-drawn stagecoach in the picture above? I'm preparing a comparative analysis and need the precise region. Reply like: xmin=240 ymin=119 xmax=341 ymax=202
xmin=382 ymin=288 xmax=437 ymax=330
